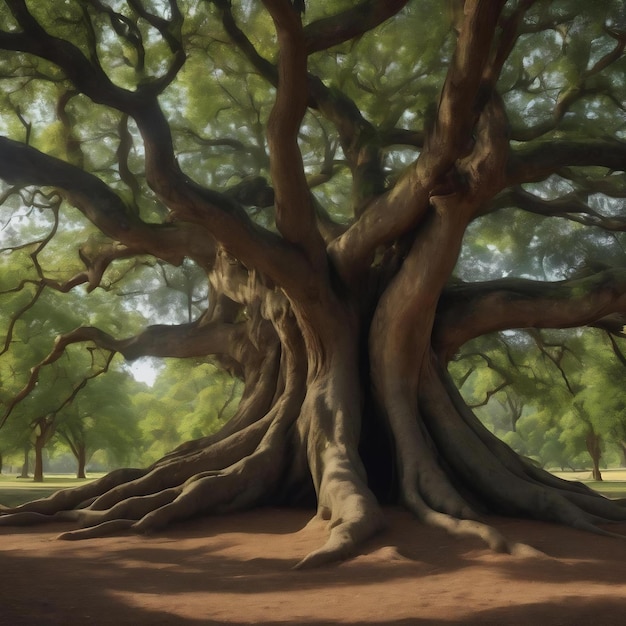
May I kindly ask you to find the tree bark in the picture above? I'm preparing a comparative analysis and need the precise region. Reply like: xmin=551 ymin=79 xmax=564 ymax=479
xmin=32 ymin=417 xmax=55 ymax=483
xmin=586 ymin=429 xmax=603 ymax=482
xmin=76 ymin=445 xmax=87 ymax=480
xmin=33 ymin=438 xmax=45 ymax=483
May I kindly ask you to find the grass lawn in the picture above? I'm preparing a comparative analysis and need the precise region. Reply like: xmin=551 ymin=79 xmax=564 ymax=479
xmin=583 ymin=481 xmax=626 ymax=499
xmin=0 ymin=473 xmax=106 ymax=508
xmin=552 ymin=468 xmax=626 ymax=499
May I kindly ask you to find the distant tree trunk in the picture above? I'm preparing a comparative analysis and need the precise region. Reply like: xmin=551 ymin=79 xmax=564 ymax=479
xmin=58 ymin=429 xmax=88 ymax=479
xmin=32 ymin=416 xmax=55 ymax=483
xmin=0 ymin=451 xmax=3 ymax=474
xmin=586 ymin=429 xmax=603 ymax=481
xmin=76 ymin=444 xmax=87 ymax=479
xmin=619 ymin=441 xmax=626 ymax=467
xmin=33 ymin=439 xmax=45 ymax=483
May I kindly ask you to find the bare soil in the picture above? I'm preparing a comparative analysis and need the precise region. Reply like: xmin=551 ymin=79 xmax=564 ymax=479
xmin=2 ymin=507 xmax=626 ymax=625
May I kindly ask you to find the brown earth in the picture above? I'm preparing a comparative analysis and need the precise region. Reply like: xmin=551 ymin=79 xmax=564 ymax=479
xmin=1 ymin=507 xmax=626 ymax=625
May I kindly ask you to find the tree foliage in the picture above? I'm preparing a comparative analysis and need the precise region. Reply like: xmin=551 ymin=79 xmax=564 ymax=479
xmin=452 ymin=329 xmax=626 ymax=475
xmin=2 ymin=0 xmax=626 ymax=567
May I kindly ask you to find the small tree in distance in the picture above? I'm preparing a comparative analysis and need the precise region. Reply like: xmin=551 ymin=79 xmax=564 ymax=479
xmin=2 ymin=0 xmax=626 ymax=567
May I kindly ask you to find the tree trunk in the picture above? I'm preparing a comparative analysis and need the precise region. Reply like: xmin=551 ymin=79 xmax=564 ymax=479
xmin=1 ymin=289 xmax=625 ymax=562
xmin=33 ymin=439 xmax=45 ymax=483
xmin=76 ymin=444 xmax=87 ymax=480
xmin=32 ymin=417 xmax=55 ymax=483
xmin=585 ymin=429 xmax=603 ymax=482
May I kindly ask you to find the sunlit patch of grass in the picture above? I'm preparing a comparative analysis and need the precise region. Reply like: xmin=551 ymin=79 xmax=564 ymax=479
xmin=0 ymin=473 xmax=105 ymax=508
xmin=552 ymin=469 xmax=626 ymax=499
xmin=585 ymin=481 xmax=626 ymax=499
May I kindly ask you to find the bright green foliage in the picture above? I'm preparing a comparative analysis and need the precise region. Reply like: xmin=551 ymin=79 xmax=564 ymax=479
xmin=452 ymin=328 xmax=626 ymax=472
xmin=134 ymin=358 xmax=242 ymax=464
xmin=53 ymin=365 xmax=145 ymax=470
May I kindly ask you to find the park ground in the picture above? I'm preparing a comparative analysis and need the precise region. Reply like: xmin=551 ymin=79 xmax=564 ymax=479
xmin=2 ymin=471 xmax=626 ymax=625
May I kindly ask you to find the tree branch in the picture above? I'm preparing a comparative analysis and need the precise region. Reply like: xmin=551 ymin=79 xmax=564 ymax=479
xmin=0 ymin=320 xmax=251 ymax=426
xmin=329 ymin=1 xmax=507 ymax=279
xmin=420 ymin=0 xmax=507 ymax=174
xmin=493 ymin=186 xmax=626 ymax=232
xmin=1 ymin=1 xmax=314 ymax=295
xmin=435 ymin=269 xmax=626 ymax=360
xmin=263 ymin=0 xmax=325 ymax=265
xmin=509 ymin=25 xmax=626 ymax=142
xmin=303 ymin=0 xmax=409 ymax=55
xmin=508 ymin=139 xmax=626 ymax=184
xmin=213 ymin=0 xmax=388 ymax=217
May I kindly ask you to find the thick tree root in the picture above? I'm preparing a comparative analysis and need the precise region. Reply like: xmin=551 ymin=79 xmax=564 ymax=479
xmin=418 ymin=362 xmax=626 ymax=535
xmin=57 ymin=519 xmax=136 ymax=540
xmin=295 ymin=470 xmax=385 ymax=569
xmin=0 ymin=468 xmax=147 ymax=516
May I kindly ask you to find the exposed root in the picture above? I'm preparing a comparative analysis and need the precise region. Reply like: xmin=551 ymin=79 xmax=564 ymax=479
xmin=295 ymin=487 xmax=385 ymax=569
xmin=0 ymin=468 xmax=147 ymax=516
xmin=57 ymin=519 xmax=136 ymax=540
xmin=402 ymin=486 xmax=544 ymax=556
xmin=418 ymin=361 xmax=626 ymax=540
xmin=443 ymin=372 xmax=626 ymax=522
xmin=0 ymin=511 xmax=68 ymax=526
xmin=571 ymin=517 xmax=626 ymax=540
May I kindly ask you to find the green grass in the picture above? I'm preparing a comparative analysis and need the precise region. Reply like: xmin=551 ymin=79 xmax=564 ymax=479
xmin=584 ymin=481 xmax=626 ymax=499
xmin=552 ymin=469 xmax=626 ymax=499
xmin=0 ymin=474 xmax=105 ymax=508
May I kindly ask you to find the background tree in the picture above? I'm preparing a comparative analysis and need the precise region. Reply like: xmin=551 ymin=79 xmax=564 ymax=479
xmin=54 ymin=366 xmax=144 ymax=478
xmin=453 ymin=328 xmax=626 ymax=477
xmin=134 ymin=358 xmax=242 ymax=464
xmin=2 ymin=0 xmax=626 ymax=567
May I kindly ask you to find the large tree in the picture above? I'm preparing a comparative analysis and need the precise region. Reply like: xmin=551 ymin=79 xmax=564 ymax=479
xmin=2 ymin=0 xmax=626 ymax=567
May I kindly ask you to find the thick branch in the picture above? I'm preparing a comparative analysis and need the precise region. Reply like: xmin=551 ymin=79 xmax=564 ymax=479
xmin=330 ymin=1 xmax=507 ymax=279
xmin=421 ymin=0 xmax=507 ymax=174
xmin=214 ymin=0 xmax=388 ymax=217
xmin=0 ymin=137 xmax=216 ymax=270
xmin=263 ymin=0 xmax=325 ymax=266
xmin=508 ymin=139 xmax=626 ymax=184
xmin=494 ymin=187 xmax=626 ymax=232
xmin=0 ymin=319 xmax=252 ymax=426
xmin=0 ymin=3 xmax=313 ymax=298
xmin=1 ymin=1 xmax=136 ymax=110
xmin=303 ymin=0 xmax=409 ymax=55
xmin=435 ymin=269 xmax=626 ymax=359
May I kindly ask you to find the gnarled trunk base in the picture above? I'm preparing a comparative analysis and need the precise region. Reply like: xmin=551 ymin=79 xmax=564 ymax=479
xmin=2 ymin=353 xmax=625 ymax=567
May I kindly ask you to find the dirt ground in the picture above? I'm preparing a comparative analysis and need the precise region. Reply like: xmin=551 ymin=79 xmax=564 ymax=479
xmin=2 ymin=507 xmax=626 ymax=625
